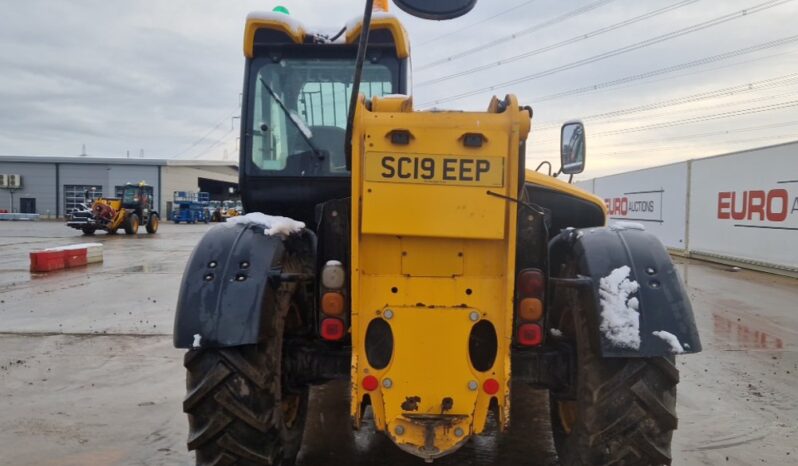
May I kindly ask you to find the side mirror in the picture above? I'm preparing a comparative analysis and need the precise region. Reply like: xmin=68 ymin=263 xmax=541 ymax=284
xmin=393 ymin=0 xmax=477 ymax=20
xmin=560 ymin=121 xmax=586 ymax=175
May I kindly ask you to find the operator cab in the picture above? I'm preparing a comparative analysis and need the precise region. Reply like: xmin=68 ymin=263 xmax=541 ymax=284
xmin=121 ymin=183 xmax=154 ymax=210
xmin=240 ymin=11 xmax=411 ymax=227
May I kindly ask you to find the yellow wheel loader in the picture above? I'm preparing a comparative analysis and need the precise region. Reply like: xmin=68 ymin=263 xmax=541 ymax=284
xmin=174 ymin=1 xmax=701 ymax=464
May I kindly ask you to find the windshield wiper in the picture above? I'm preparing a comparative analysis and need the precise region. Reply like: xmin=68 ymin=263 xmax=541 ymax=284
xmin=258 ymin=77 xmax=322 ymax=157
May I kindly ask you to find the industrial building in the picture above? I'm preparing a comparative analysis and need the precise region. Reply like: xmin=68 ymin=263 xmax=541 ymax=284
xmin=0 ymin=155 xmax=238 ymax=218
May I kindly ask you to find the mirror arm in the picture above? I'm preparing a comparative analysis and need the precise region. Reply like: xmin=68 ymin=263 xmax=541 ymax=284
xmin=344 ymin=0 xmax=375 ymax=171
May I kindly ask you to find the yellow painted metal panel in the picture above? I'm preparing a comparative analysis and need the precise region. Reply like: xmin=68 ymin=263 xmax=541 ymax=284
xmin=243 ymin=19 xmax=304 ymax=57
xmin=379 ymin=307 xmax=486 ymax=453
xmin=243 ymin=15 xmax=411 ymax=59
xmin=344 ymin=16 xmax=411 ymax=59
xmin=525 ymin=169 xmax=607 ymax=216
xmin=360 ymin=236 xmax=402 ymax=275
xmin=400 ymin=237 xmax=464 ymax=277
xmin=371 ymin=94 xmax=413 ymax=113
xmin=361 ymin=182 xmax=507 ymax=239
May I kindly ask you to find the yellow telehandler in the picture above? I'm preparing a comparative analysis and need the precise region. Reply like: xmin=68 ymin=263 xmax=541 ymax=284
xmin=66 ymin=182 xmax=159 ymax=235
xmin=174 ymin=1 xmax=701 ymax=464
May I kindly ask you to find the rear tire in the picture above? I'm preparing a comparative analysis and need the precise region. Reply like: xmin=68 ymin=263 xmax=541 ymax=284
xmin=146 ymin=214 xmax=159 ymax=233
xmin=183 ymin=346 xmax=308 ymax=466
xmin=124 ymin=213 xmax=139 ymax=235
xmin=81 ymin=227 xmax=96 ymax=236
xmin=550 ymin=286 xmax=679 ymax=466
xmin=183 ymin=271 xmax=307 ymax=465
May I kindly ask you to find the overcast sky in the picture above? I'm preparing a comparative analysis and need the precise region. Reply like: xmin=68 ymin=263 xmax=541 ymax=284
xmin=1 ymin=0 xmax=797 ymax=178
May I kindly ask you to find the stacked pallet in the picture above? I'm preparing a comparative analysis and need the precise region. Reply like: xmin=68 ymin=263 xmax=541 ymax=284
xmin=30 ymin=243 xmax=103 ymax=272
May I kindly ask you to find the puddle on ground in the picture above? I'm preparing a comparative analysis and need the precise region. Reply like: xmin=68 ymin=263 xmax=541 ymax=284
xmin=119 ymin=264 xmax=171 ymax=273
xmin=712 ymin=313 xmax=785 ymax=350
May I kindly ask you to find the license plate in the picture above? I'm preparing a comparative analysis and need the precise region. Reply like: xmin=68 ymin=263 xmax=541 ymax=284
xmin=364 ymin=152 xmax=504 ymax=187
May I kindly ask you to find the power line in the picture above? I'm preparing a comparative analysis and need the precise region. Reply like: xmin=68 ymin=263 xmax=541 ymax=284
xmin=418 ymin=0 xmax=698 ymax=87
xmin=172 ymin=113 xmax=235 ymax=158
xmin=415 ymin=0 xmax=617 ymax=72
xmin=593 ymin=99 xmax=798 ymax=137
xmin=424 ymin=34 xmax=798 ymax=108
xmin=625 ymin=119 xmax=798 ymax=145
xmin=588 ymin=88 xmax=798 ymax=127
xmin=532 ymin=72 xmax=798 ymax=131
xmin=591 ymin=133 xmax=798 ymax=157
xmin=526 ymin=118 xmax=798 ymax=161
xmin=527 ymin=97 xmax=798 ymax=146
xmin=422 ymin=0 xmax=796 ymax=106
xmin=416 ymin=0 xmax=540 ymax=47
xmin=190 ymin=127 xmax=236 ymax=160
xmin=536 ymin=46 xmax=798 ymax=104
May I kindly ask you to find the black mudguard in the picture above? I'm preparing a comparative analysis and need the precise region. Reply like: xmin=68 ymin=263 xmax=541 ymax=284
xmin=173 ymin=223 xmax=293 ymax=349
xmin=550 ymin=225 xmax=702 ymax=357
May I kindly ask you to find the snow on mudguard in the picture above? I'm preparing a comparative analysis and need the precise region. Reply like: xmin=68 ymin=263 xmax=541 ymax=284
xmin=550 ymin=226 xmax=702 ymax=358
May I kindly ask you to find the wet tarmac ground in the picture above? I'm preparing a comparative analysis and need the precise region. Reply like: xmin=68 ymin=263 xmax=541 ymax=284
xmin=0 ymin=222 xmax=796 ymax=465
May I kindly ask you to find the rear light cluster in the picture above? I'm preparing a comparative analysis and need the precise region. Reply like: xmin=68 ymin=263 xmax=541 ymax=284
xmin=516 ymin=268 xmax=544 ymax=346
xmin=320 ymin=260 xmax=348 ymax=341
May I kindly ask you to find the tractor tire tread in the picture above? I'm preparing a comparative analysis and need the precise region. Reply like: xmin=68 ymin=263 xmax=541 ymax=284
xmin=208 ymin=452 xmax=238 ymax=466
xmin=184 ymin=347 xmax=281 ymax=466
xmin=553 ymin=285 xmax=678 ymax=466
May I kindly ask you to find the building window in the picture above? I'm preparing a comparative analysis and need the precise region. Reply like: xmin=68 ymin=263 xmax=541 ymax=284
xmin=64 ymin=184 xmax=102 ymax=214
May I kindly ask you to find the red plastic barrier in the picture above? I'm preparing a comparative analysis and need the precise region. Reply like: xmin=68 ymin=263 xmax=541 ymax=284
xmin=64 ymin=249 xmax=88 ymax=268
xmin=30 ymin=250 xmax=66 ymax=272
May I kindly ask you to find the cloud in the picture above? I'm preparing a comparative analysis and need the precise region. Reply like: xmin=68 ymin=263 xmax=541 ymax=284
xmin=0 ymin=0 xmax=796 ymax=175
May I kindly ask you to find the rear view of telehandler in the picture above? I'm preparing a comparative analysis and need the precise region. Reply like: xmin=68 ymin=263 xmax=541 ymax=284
xmin=173 ymin=1 xmax=701 ymax=464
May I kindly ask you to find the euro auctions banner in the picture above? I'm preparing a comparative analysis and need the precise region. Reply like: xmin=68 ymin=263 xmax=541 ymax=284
xmin=689 ymin=142 xmax=798 ymax=270
xmin=593 ymin=163 xmax=689 ymax=250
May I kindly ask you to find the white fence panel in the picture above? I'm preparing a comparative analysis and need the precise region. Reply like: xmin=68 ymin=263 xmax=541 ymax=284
xmin=574 ymin=178 xmax=594 ymax=193
xmin=592 ymin=163 xmax=689 ymax=250
xmin=688 ymin=143 xmax=798 ymax=271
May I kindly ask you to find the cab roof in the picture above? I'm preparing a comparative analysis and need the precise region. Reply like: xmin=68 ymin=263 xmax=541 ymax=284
xmin=243 ymin=11 xmax=410 ymax=59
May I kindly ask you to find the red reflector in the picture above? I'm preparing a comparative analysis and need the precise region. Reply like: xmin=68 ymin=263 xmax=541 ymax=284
xmin=483 ymin=378 xmax=500 ymax=395
xmin=362 ymin=375 xmax=379 ymax=391
xmin=320 ymin=318 xmax=345 ymax=341
xmin=518 ymin=269 xmax=544 ymax=297
xmin=517 ymin=323 xmax=543 ymax=346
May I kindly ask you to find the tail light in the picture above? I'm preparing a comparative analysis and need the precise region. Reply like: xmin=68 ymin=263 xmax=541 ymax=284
xmin=321 ymin=292 xmax=345 ymax=316
xmin=321 ymin=261 xmax=346 ymax=289
xmin=516 ymin=268 xmax=545 ymax=347
xmin=320 ymin=260 xmax=348 ymax=340
xmin=518 ymin=297 xmax=543 ymax=321
xmin=518 ymin=269 xmax=544 ymax=296
xmin=517 ymin=323 xmax=543 ymax=346
xmin=321 ymin=318 xmax=345 ymax=341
